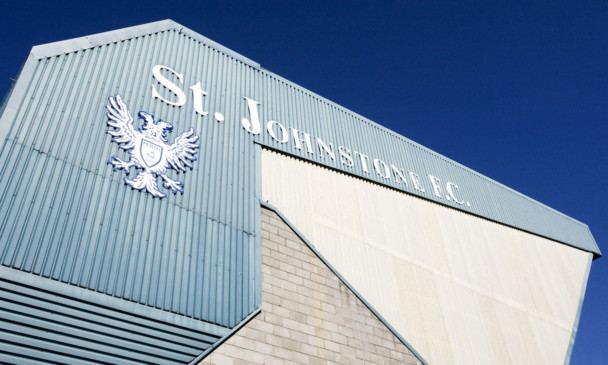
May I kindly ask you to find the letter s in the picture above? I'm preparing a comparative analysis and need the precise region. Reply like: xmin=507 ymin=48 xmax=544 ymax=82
xmin=151 ymin=65 xmax=186 ymax=106
xmin=339 ymin=146 xmax=354 ymax=167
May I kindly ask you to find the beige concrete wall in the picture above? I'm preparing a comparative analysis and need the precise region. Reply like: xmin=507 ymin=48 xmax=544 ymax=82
xmin=261 ymin=149 xmax=591 ymax=365
xmin=199 ymin=207 xmax=422 ymax=365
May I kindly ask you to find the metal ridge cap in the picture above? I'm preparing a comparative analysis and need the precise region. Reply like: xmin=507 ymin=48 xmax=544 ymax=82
xmin=588 ymin=225 xmax=602 ymax=259
xmin=176 ymin=23 xmax=260 ymax=69
xmin=30 ymin=19 xmax=177 ymax=60
xmin=29 ymin=19 xmax=261 ymax=69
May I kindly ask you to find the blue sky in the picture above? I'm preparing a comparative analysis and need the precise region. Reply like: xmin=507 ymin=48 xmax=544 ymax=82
xmin=1 ymin=1 xmax=605 ymax=363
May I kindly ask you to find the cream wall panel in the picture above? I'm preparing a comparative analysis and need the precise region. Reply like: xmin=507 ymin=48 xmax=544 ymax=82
xmin=262 ymin=149 xmax=591 ymax=365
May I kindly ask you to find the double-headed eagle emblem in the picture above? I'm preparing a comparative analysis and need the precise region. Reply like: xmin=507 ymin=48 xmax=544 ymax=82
xmin=105 ymin=95 xmax=199 ymax=198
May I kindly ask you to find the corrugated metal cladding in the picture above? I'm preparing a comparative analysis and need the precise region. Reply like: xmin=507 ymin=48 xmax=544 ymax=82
xmin=253 ymin=75 xmax=600 ymax=257
xmin=0 ymin=21 xmax=261 ymax=330
xmin=0 ymin=267 xmax=227 ymax=364
xmin=0 ymin=19 xmax=600 ymax=363
xmin=25 ymin=19 xmax=593 ymax=258
xmin=4 ymin=20 xmax=597 ymax=260
xmin=0 ymin=20 xmax=263 ymax=363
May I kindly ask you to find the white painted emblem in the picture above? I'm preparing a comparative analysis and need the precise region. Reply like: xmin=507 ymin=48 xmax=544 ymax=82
xmin=106 ymin=95 xmax=199 ymax=198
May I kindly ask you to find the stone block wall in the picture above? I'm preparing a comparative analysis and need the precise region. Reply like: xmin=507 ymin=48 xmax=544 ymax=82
xmin=199 ymin=207 xmax=422 ymax=364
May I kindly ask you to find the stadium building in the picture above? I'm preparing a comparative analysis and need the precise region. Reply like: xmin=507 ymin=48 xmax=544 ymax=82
xmin=0 ymin=20 xmax=600 ymax=364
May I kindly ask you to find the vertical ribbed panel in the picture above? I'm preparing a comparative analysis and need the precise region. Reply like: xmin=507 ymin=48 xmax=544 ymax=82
xmin=0 ymin=21 xmax=599 ymax=343
xmin=4 ymin=30 xmax=259 ymax=236
xmin=0 ymin=137 xmax=254 ymax=325
xmin=0 ymin=29 xmax=259 ymax=326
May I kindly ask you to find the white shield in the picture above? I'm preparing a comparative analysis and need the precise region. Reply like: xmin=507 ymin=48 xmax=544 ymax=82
xmin=140 ymin=139 xmax=163 ymax=168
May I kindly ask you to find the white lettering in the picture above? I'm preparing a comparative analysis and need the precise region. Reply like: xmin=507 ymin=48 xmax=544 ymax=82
xmin=446 ymin=182 xmax=465 ymax=204
xmin=266 ymin=121 xmax=289 ymax=143
xmin=391 ymin=165 xmax=408 ymax=186
xmin=316 ymin=138 xmax=336 ymax=161
xmin=354 ymin=151 xmax=370 ymax=173
xmin=189 ymin=82 xmax=208 ymax=116
xmin=151 ymin=65 xmax=186 ymax=106
xmin=409 ymin=172 xmax=425 ymax=192
xmin=148 ymin=67 xmax=469 ymax=204
xmin=291 ymin=128 xmax=314 ymax=154
xmin=241 ymin=97 xmax=262 ymax=135
xmin=373 ymin=159 xmax=390 ymax=179
xmin=428 ymin=174 xmax=442 ymax=198
xmin=339 ymin=146 xmax=354 ymax=167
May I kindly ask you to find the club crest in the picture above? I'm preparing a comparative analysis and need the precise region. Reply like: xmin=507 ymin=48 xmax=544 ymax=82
xmin=105 ymin=95 xmax=199 ymax=198
xmin=141 ymin=139 xmax=163 ymax=168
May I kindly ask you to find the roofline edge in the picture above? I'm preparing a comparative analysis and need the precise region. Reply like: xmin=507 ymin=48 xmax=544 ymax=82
xmin=29 ymin=19 xmax=261 ymax=69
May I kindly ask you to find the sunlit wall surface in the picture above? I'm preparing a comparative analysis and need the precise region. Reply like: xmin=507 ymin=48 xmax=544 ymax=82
xmin=262 ymin=149 xmax=591 ymax=364
xmin=0 ymin=20 xmax=597 ymax=364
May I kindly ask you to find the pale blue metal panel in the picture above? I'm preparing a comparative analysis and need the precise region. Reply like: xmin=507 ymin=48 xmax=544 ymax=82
xmin=0 ymin=138 xmax=256 ymax=324
xmin=251 ymin=74 xmax=599 ymax=255
xmin=0 ymin=20 xmax=600 ymax=364
xmin=0 ymin=269 xmax=227 ymax=365
xmin=0 ymin=27 xmax=261 ymax=329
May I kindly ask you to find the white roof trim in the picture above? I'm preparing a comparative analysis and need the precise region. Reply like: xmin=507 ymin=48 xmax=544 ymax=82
xmin=30 ymin=19 xmax=261 ymax=69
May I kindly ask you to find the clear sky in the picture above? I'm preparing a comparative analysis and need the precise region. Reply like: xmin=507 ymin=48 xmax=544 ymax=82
xmin=1 ymin=1 xmax=605 ymax=363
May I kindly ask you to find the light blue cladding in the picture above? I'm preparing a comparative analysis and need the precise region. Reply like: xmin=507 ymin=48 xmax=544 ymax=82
xmin=0 ymin=139 xmax=255 ymax=324
xmin=0 ymin=266 xmax=228 ymax=364
xmin=0 ymin=21 xmax=261 ymax=332
xmin=252 ymin=83 xmax=599 ymax=256
xmin=0 ymin=19 xmax=601 ymax=363
xmin=1 ymin=22 xmax=600 ymax=270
